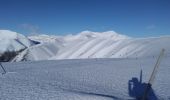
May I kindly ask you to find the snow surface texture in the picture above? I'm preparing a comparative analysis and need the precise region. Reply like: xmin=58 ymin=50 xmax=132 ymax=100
xmin=13 ymin=30 xmax=170 ymax=62
xmin=1 ymin=57 xmax=170 ymax=100
xmin=0 ymin=30 xmax=34 ymax=54
xmin=1 ymin=30 xmax=170 ymax=100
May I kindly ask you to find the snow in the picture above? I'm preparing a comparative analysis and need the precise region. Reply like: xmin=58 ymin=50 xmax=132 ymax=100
xmin=29 ymin=34 xmax=64 ymax=43
xmin=0 ymin=30 xmax=34 ymax=53
xmin=13 ymin=31 xmax=170 ymax=62
xmin=1 ymin=30 xmax=170 ymax=99
xmin=78 ymin=31 xmax=129 ymax=39
xmin=1 ymin=57 xmax=170 ymax=99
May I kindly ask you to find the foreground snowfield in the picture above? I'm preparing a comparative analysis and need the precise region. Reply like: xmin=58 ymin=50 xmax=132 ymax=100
xmin=1 ymin=56 xmax=170 ymax=99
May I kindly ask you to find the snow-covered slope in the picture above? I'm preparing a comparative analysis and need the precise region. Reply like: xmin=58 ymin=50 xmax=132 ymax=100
xmin=1 ymin=30 xmax=170 ymax=99
xmin=0 ymin=30 xmax=34 ymax=54
xmin=13 ymin=42 xmax=62 ymax=61
xmin=1 ymin=57 xmax=170 ymax=99
xmin=13 ymin=31 xmax=170 ymax=62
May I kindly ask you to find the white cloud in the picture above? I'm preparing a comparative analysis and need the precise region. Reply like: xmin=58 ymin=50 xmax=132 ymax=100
xmin=19 ymin=24 xmax=40 ymax=35
xmin=146 ymin=24 xmax=156 ymax=30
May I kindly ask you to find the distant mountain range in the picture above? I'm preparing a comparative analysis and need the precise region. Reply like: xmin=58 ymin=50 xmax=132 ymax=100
xmin=0 ymin=30 xmax=169 ymax=62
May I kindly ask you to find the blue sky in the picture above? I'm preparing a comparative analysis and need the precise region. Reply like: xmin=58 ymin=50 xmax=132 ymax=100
xmin=0 ymin=0 xmax=170 ymax=37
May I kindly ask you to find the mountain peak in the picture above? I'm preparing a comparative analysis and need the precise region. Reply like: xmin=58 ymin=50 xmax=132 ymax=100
xmin=79 ymin=30 xmax=130 ymax=40
xmin=0 ymin=30 xmax=19 ymax=39
xmin=0 ymin=30 xmax=34 ymax=53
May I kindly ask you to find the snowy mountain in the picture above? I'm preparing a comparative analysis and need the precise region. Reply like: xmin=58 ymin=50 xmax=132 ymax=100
xmin=1 ymin=30 xmax=170 ymax=100
xmin=0 ymin=30 xmax=36 ymax=61
xmin=13 ymin=31 xmax=170 ymax=62
xmin=0 ymin=30 xmax=34 ymax=53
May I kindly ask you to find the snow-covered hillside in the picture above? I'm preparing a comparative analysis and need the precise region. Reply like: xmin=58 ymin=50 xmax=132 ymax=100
xmin=1 ymin=57 xmax=170 ymax=99
xmin=0 ymin=30 xmax=34 ymax=54
xmin=1 ymin=30 xmax=170 ymax=99
xmin=13 ymin=31 xmax=170 ymax=62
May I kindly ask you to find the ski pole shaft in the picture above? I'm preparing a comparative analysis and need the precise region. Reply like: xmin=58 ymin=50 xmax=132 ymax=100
xmin=142 ymin=49 xmax=165 ymax=100
xmin=149 ymin=49 xmax=165 ymax=85
xmin=0 ymin=62 xmax=6 ymax=74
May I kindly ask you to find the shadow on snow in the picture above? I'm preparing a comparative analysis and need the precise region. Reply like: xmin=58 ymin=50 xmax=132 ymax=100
xmin=128 ymin=70 xmax=158 ymax=100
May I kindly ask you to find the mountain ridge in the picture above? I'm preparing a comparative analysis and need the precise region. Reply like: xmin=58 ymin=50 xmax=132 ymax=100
xmin=12 ymin=30 xmax=170 ymax=62
xmin=0 ymin=30 xmax=169 ymax=62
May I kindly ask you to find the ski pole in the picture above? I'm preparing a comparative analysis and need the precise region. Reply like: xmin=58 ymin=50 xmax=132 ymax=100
xmin=0 ymin=62 xmax=6 ymax=74
xmin=142 ymin=49 xmax=165 ymax=100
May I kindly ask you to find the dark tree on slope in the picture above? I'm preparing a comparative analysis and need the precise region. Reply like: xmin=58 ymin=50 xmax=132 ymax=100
xmin=0 ymin=49 xmax=25 ymax=62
